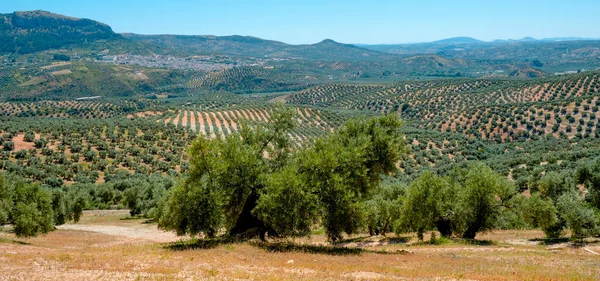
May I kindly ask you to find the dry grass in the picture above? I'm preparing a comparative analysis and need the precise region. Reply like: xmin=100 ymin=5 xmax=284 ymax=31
xmin=1 ymin=210 xmax=599 ymax=280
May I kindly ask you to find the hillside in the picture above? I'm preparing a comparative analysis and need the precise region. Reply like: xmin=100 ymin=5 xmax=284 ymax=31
xmin=362 ymin=39 xmax=600 ymax=66
xmin=0 ymin=10 xmax=122 ymax=54
xmin=0 ymin=61 xmax=191 ymax=100
xmin=123 ymin=34 xmax=395 ymax=61
xmin=282 ymin=71 xmax=600 ymax=142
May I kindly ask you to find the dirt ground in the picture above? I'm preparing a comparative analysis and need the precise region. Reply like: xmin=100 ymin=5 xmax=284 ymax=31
xmin=1 ymin=210 xmax=599 ymax=280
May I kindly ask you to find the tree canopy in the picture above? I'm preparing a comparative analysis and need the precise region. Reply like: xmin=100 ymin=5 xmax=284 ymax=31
xmin=158 ymin=106 xmax=408 ymax=242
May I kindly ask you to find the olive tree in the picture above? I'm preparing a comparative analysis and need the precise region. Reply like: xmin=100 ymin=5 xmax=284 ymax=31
xmin=453 ymin=163 xmax=516 ymax=239
xmin=289 ymin=114 xmax=408 ymax=242
xmin=0 ymin=173 xmax=53 ymax=237
xmin=159 ymin=109 xmax=408 ymax=242
xmin=397 ymin=163 xmax=516 ymax=239
xmin=159 ymin=105 xmax=296 ymax=239
xmin=398 ymin=171 xmax=455 ymax=240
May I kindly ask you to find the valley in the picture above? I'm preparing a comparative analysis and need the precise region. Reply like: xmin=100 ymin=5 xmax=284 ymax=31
xmin=1 ymin=7 xmax=600 ymax=281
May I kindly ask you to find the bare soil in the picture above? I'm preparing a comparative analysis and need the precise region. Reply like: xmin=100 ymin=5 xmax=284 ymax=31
xmin=1 ymin=210 xmax=599 ymax=280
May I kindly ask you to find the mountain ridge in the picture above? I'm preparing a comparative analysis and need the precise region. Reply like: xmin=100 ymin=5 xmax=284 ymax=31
xmin=0 ymin=10 xmax=121 ymax=54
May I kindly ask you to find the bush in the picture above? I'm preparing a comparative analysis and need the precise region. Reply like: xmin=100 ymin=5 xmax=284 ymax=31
xmin=556 ymin=192 xmax=599 ymax=239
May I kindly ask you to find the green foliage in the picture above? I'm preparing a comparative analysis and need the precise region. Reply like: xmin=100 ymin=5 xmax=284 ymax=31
xmin=2 ymin=141 xmax=14 ymax=151
xmin=364 ymin=179 xmax=406 ymax=236
xmin=0 ymin=174 xmax=53 ymax=237
xmin=452 ymin=163 xmax=516 ymax=239
xmin=538 ymin=171 xmax=577 ymax=202
xmin=297 ymin=114 xmax=408 ymax=241
xmin=158 ymin=177 xmax=222 ymax=237
xmin=556 ymin=192 xmax=599 ymax=239
xmin=397 ymin=163 xmax=516 ymax=239
xmin=254 ymin=164 xmax=320 ymax=237
xmin=521 ymin=194 xmax=562 ymax=238
xmin=398 ymin=171 xmax=455 ymax=239
xmin=576 ymin=158 xmax=600 ymax=209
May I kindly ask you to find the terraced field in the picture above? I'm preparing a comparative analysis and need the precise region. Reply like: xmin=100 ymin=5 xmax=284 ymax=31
xmin=185 ymin=66 xmax=311 ymax=93
xmin=0 ymin=100 xmax=142 ymax=118
xmin=147 ymin=106 xmax=350 ymax=146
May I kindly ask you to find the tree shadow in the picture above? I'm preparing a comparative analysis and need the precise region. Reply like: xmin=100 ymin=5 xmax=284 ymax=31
xmin=338 ymin=235 xmax=372 ymax=243
xmin=529 ymin=237 xmax=569 ymax=245
xmin=457 ymin=238 xmax=497 ymax=246
xmin=336 ymin=235 xmax=411 ymax=247
xmin=0 ymin=238 xmax=31 ymax=245
xmin=380 ymin=236 xmax=411 ymax=244
xmin=251 ymin=241 xmax=363 ymax=255
xmin=119 ymin=216 xmax=142 ymax=221
xmin=164 ymin=238 xmax=234 ymax=251
xmin=251 ymin=241 xmax=413 ymax=256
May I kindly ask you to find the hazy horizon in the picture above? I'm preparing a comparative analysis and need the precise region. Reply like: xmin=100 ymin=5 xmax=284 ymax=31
xmin=2 ymin=0 xmax=599 ymax=45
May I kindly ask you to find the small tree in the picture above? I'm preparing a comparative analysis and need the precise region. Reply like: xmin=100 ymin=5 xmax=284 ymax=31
xmin=521 ymin=194 xmax=562 ymax=238
xmin=3 ymin=141 xmax=14 ymax=151
xmin=398 ymin=172 xmax=455 ymax=240
xmin=576 ymin=158 xmax=600 ymax=209
xmin=556 ymin=192 xmax=599 ymax=240
xmin=364 ymin=179 xmax=406 ymax=236
xmin=452 ymin=163 xmax=516 ymax=239
xmin=7 ymin=177 xmax=54 ymax=237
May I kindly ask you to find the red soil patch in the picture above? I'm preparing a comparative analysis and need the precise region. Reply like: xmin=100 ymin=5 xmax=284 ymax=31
xmin=196 ymin=112 xmax=206 ymax=134
xmin=256 ymin=109 xmax=270 ymax=122
xmin=189 ymin=110 xmax=197 ymax=131
xmin=216 ymin=112 xmax=232 ymax=135
xmin=181 ymin=110 xmax=188 ymax=126
xmin=210 ymin=112 xmax=226 ymax=138
xmin=235 ymin=109 xmax=249 ymax=121
xmin=242 ymin=109 xmax=256 ymax=121
xmin=172 ymin=112 xmax=181 ymax=126
xmin=12 ymin=133 xmax=39 ymax=151
xmin=203 ymin=112 xmax=217 ymax=138
xmin=224 ymin=111 xmax=238 ymax=131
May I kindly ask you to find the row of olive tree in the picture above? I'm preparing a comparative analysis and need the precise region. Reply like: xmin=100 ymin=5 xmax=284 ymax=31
xmin=155 ymin=106 xmax=600 ymax=242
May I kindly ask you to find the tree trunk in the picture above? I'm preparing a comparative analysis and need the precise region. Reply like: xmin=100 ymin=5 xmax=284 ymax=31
xmin=230 ymin=192 xmax=267 ymax=239
xmin=382 ymin=216 xmax=390 ymax=237
xmin=435 ymin=219 xmax=452 ymax=237
xmin=368 ymin=226 xmax=374 ymax=236
xmin=462 ymin=227 xmax=477 ymax=239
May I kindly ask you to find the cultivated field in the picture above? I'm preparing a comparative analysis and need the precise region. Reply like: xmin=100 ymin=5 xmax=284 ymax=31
xmin=1 ymin=210 xmax=599 ymax=280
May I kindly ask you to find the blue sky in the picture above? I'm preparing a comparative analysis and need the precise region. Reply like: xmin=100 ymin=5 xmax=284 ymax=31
xmin=2 ymin=0 xmax=599 ymax=44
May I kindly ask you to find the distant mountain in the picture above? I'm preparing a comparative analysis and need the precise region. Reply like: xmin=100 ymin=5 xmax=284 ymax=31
xmin=359 ymin=38 xmax=600 ymax=63
xmin=123 ymin=34 xmax=394 ymax=61
xmin=540 ymin=37 xmax=600 ymax=42
xmin=431 ymin=37 xmax=484 ymax=44
xmin=0 ymin=10 xmax=393 ymax=61
xmin=0 ymin=10 xmax=121 ymax=54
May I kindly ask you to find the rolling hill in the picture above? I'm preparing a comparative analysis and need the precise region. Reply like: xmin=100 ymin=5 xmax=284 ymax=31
xmin=123 ymin=34 xmax=395 ymax=61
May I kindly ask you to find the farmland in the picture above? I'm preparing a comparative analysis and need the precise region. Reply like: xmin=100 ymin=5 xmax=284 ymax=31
xmin=3 ymin=71 xmax=600 ymax=192
xmin=3 ymin=8 xmax=600 ymax=281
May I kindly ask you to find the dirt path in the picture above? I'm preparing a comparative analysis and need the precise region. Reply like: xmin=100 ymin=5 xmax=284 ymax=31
xmin=57 ymin=224 xmax=179 ymax=243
